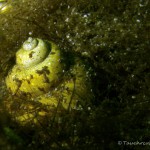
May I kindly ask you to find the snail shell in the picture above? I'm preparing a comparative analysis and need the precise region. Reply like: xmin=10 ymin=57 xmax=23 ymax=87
xmin=5 ymin=37 xmax=93 ymax=125
xmin=6 ymin=37 xmax=65 ymax=97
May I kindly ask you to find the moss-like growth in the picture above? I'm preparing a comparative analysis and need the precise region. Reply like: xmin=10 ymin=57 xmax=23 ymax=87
xmin=0 ymin=0 xmax=149 ymax=149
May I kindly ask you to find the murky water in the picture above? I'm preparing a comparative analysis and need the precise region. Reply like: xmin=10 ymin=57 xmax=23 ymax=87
xmin=0 ymin=0 xmax=149 ymax=149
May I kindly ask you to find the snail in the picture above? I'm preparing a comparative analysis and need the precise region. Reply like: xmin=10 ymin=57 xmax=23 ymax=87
xmin=6 ymin=37 xmax=65 ymax=97
xmin=5 ymin=37 xmax=93 ymax=125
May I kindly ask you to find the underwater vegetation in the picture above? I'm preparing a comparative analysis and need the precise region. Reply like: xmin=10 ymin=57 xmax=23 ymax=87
xmin=0 ymin=0 xmax=149 ymax=149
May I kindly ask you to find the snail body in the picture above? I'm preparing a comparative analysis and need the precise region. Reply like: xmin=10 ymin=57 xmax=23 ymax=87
xmin=5 ymin=37 xmax=93 ymax=125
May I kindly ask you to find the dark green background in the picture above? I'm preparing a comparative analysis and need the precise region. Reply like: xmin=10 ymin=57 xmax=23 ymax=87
xmin=0 ymin=0 xmax=149 ymax=149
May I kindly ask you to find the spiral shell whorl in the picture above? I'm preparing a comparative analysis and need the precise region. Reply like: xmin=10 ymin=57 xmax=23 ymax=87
xmin=23 ymin=37 xmax=38 ymax=51
xmin=16 ymin=37 xmax=50 ymax=67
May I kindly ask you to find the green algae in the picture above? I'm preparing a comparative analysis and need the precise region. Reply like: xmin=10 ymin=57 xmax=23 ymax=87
xmin=0 ymin=0 xmax=149 ymax=149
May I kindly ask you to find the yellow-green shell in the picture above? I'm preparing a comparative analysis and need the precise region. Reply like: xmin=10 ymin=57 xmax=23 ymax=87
xmin=5 ymin=37 xmax=93 ymax=125
xmin=6 ymin=37 xmax=64 ymax=97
